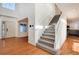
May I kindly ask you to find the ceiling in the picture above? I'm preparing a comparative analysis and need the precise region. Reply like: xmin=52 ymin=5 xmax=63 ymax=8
xmin=56 ymin=3 xmax=79 ymax=20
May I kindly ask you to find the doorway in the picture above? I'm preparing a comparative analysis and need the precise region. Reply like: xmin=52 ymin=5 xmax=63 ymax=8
xmin=1 ymin=21 xmax=7 ymax=40
xmin=66 ymin=19 xmax=79 ymax=54
xmin=18 ymin=17 xmax=28 ymax=38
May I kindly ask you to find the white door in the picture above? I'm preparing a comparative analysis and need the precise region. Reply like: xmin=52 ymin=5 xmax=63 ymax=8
xmin=1 ymin=21 xmax=16 ymax=38
xmin=5 ymin=21 xmax=16 ymax=38
xmin=1 ymin=21 xmax=7 ymax=39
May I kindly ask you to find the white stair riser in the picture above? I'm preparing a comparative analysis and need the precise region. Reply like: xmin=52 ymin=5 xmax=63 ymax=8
xmin=40 ymin=38 xmax=55 ymax=43
xmin=43 ymin=33 xmax=55 ymax=36
xmin=37 ymin=43 xmax=56 ymax=54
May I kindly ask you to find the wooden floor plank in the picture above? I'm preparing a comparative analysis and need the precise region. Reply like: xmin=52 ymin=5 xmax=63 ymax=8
xmin=60 ymin=36 xmax=79 ymax=55
xmin=0 ymin=37 xmax=50 ymax=55
xmin=0 ymin=36 xmax=79 ymax=55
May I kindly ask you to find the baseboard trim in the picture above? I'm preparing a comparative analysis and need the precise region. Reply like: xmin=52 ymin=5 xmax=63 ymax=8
xmin=28 ymin=41 xmax=36 ymax=46
xmin=0 ymin=37 xmax=16 ymax=40
xmin=16 ymin=36 xmax=28 ymax=38
xmin=0 ymin=36 xmax=28 ymax=40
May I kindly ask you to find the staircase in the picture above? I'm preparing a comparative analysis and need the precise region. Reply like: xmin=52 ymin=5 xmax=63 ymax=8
xmin=36 ymin=15 xmax=61 ymax=54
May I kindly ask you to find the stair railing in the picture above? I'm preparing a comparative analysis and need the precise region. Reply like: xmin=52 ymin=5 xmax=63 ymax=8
xmin=55 ymin=14 xmax=67 ymax=52
xmin=36 ymin=15 xmax=55 ymax=43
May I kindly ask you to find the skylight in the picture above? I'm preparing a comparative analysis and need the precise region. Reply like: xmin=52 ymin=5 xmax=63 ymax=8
xmin=2 ymin=3 xmax=16 ymax=11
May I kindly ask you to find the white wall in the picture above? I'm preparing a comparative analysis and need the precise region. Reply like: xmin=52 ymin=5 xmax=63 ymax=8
xmin=35 ymin=3 xmax=55 ymax=44
xmin=55 ymin=4 xmax=61 ymax=15
xmin=68 ymin=20 xmax=79 ymax=30
xmin=55 ymin=13 xmax=67 ymax=50
xmin=16 ymin=3 xmax=35 ymax=45
xmin=57 ymin=3 xmax=79 ymax=19
xmin=0 ymin=17 xmax=2 ymax=39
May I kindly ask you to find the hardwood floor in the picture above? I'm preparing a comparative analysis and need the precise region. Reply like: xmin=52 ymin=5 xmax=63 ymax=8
xmin=0 ymin=37 xmax=50 ymax=55
xmin=0 ymin=36 xmax=79 ymax=55
xmin=60 ymin=36 xmax=79 ymax=55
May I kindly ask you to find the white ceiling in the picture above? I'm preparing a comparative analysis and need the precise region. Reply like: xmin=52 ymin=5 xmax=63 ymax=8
xmin=57 ymin=3 xmax=79 ymax=20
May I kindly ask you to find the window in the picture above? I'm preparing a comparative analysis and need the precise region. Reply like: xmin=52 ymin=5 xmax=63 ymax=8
xmin=19 ymin=24 xmax=28 ymax=32
xmin=2 ymin=3 xmax=16 ymax=10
